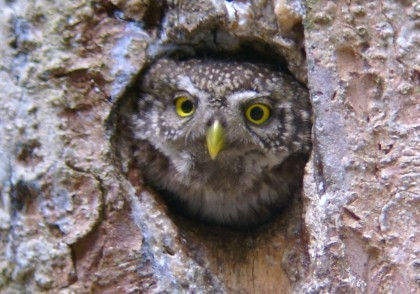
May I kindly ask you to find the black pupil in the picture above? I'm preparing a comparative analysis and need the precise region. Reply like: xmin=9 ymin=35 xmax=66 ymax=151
xmin=250 ymin=106 xmax=264 ymax=121
xmin=181 ymin=100 xmax=193 ymax=113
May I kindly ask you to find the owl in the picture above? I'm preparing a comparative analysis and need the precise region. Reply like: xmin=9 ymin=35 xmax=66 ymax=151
xmin=131 ymin=58 xmax=311 ymax=228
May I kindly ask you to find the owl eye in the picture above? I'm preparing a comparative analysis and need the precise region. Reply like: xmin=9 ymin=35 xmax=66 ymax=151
xmin=245 ymin=103 xmax=271 ymax=125
xmin=175 ymin=96 xmax=196 ymax=117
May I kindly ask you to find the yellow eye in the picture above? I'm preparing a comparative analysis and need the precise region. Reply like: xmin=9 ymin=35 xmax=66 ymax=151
xmin=175 ymin=96 xmax=196 ymax=117
xmin=245 ymin=103 xmax=271 ymax=125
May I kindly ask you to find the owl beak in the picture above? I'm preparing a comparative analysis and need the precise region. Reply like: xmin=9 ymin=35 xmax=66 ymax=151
xmin=206 ymin=120 xmax=225 ymax=160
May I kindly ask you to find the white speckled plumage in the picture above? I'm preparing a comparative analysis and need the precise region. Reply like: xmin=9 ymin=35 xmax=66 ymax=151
xmin=131 ymin=58 xmax=311 ymax=227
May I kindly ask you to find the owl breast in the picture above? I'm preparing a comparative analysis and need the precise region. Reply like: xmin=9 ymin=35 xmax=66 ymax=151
xmin=132 ymin=58 xmax=311 ymax=227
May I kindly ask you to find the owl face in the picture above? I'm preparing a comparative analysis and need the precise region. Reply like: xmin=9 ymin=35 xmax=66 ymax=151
xmin=134 ymin=58 xmax=310 ymax=165
xmin=131 ymin=58 xmax=311 ymax=227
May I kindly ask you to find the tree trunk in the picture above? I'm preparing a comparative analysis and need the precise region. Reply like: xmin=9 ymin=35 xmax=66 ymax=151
xmin=0 ymin=0 xmax=418 ymax=293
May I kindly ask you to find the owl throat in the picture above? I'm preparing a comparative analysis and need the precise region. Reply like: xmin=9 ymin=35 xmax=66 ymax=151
xmin=141 ymin=138 xmax=294 ymax=227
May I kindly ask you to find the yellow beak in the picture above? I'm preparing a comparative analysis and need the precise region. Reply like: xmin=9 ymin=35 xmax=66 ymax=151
xmin=206 ymin=120 xmax=224 ymax=159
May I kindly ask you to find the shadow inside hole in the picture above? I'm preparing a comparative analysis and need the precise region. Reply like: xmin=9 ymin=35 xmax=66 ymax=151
xmin=165 ymin=41 xmax=292 ymax=77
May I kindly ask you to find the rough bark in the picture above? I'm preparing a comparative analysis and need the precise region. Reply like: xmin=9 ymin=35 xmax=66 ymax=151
xmin=303 ymin=1 xmax=419 ymax=292
xmin=0 ymin=0 xmax=418 ymax=293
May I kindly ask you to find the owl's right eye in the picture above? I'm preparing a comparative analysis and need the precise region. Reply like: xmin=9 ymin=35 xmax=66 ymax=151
xmin=174 ymin=96 xmax=196 ymax=117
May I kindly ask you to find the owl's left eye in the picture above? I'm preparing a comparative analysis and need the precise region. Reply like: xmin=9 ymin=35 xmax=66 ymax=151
xmin=174 ymin=96 xmax=196 ymax=117
xmin=244 ymin=103 xmax=271 ymax=125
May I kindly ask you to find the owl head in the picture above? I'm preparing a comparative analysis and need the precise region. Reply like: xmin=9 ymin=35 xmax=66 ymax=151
xmin=133 ymin=58 xmax=311 ymax=166
xmin=130 ymin=58 xmax=311 ymax=226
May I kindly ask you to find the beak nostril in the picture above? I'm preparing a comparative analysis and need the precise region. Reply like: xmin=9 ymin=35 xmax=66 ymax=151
xmin=206 ymin=118 xmax=227 ymax=128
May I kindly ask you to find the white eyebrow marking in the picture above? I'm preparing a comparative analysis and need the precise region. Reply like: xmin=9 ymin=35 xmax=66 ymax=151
xmin=226 ymin=91 xmax=270 ymax=103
